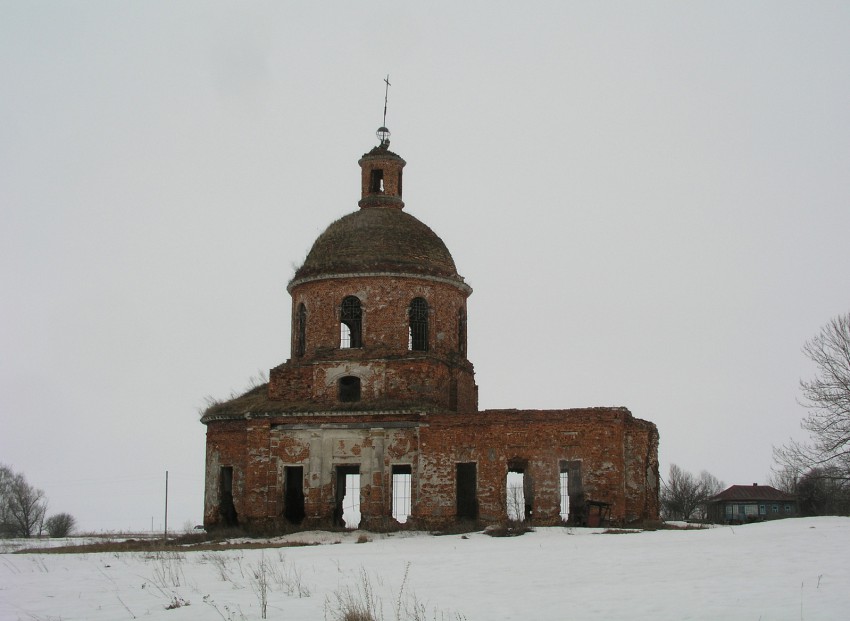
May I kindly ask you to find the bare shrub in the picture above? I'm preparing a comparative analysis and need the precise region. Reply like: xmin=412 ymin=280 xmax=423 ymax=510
xmin=201 ymin=552 xmax=234 ymax=582
xmin=325 ymin=567 xmax=381 ymax=621
xmin=248 ymin=552 xmax=270 ymax=619
xmin=326 ymin=564 xmax=466 ymax=621
xmin=147 ymin=551 xmax=185 ymax=589
xmin=165 ymin=595 xmax=190 ymax=609
xmin=44 ymin=513 xmax=76 ymax=538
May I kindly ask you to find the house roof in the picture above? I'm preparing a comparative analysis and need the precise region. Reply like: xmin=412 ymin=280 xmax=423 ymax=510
xmin=709 ymin=484 xmax=796 ymax=503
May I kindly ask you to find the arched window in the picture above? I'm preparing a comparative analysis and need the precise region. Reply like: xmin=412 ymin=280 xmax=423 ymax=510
xmin=340 ymin=296 xmax=362 ymax=348
xmin=408 ymin=297 xmax=429 ymax=351
xmin=338 ymin=376 xmax=361 ymax=402
xmin=296 ymin=303 xmax=307 ymax=357
xmin=458 ymin=307 xmax=467 ymax=356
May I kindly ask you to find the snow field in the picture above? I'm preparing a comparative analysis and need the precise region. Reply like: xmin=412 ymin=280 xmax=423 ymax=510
xmin=1 ymin=517 xmax=848 ymax=620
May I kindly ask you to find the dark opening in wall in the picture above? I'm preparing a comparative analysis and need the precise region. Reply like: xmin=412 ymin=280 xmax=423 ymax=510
xmin=456 ymin=462 xmax=478 ymax=520
xmin=369 ymin=169 xmax=384 ymax=193
xmin=559 ymin=464 xmax=569 ymax=522
xmin=458 ymin=308 xmax=467 ymax=356
xmin=219 ymin=466 xmax=238 ymax=527
xmin=334 ymin=465 xmax=361 ymax=528
xmin=507 ymin=459 xmax=532 ymax=522
xmin=340 ymin=296 xmax=362 ymax=348
xmin=408 ymin=297 xmax=429 ymax=351
xmin=560 ymin=460 xmax=584 ymax=525
xmin=338 ymin=376 xmax=361 ymax=402
xmin=392 ymin=464 xmax=412 ymax=523
xmin=284 ymin=466 xmax=305 ymax=524
xmin=296 ymin=303 xmax=306 ymax=357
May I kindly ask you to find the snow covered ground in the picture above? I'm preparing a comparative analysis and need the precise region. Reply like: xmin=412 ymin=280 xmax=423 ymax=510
xmin=1 ymin=517 xmax=847 ymax=620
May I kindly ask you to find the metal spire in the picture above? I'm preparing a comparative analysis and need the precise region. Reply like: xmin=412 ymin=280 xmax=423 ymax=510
xmin=377 ymin=75 xmax=391 ymax=147
xmin=382 ymin=74 xmax=391 ymax=127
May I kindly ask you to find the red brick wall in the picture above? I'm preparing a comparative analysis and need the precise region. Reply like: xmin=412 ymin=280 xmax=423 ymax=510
xmin=203 ymin=408 xmax=659 ymax=531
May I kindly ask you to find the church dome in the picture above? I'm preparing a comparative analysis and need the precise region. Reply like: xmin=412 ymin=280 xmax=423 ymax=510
xmin=290 ymin=207 xmax=463 ymax=286
xmin=288 ymin=141 xmax=467 ymax=290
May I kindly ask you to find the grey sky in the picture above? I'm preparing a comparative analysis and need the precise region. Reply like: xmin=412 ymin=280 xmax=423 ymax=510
xmin=2 ymin=2 xmax=848 ymax=532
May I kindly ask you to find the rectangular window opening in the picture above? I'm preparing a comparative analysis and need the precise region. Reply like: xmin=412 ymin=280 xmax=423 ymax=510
xmin=335 ymin=465 xmax=361 ymax=529
xmin=369 ymin=169 xmax=384 ymax=193
xmin=506 ymin=470 xmax=526 ymax=522
xmin=392 ymin=464 xmax=412 ymax=524
xmin=559 ymin=468 xmax=570 ymax=522
xmin=219 ymin=466 xmax=238 ymax=527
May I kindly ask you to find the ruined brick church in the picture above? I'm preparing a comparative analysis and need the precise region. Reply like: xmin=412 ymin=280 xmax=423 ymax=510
xmin=201 ymin=126 xmax=659 ymax=532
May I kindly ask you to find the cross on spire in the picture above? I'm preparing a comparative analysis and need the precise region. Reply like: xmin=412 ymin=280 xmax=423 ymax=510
xmin=382 ymin=74 xmax=391 ymax=128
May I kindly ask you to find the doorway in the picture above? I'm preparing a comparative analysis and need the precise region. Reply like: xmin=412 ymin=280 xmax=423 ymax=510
xmin=334 ymin=465 xmax=361 ymax=528
xmin=284 ymin=466 xmax=305 ymax=524
xmin=456 ymin=462 xmax=477 ymax=520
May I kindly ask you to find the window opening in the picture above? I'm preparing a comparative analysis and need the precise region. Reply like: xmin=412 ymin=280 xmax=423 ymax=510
xmin=408 ymin=297 xmax=429 ymax=351
xmin=392 ymin=464 xmax=412 ymax=523
xmin=219 ymin=466 xmax=238 ymax=527
xmin=369 ymin=169 xmax=384 ymax=193
xmin=338 ymin=376 xmax=361 ymax=402
xmin=334 ymin=465 xmax=361 ymax=528
xmin=559 ymin=467 xmax=570 ymax=522
xmin=561 ymin=460 xmax=584 ymax=525
xmin=506 ymin=471 xmax=526 ymax=522
xmin=296 ymin=303 xmax=306 ymax=357
xmin=340 ymin=296 xmax=362 ymax=348
xmin=458 ymin=308 xmax=467 ymax=356
xmin=284 ymin=466 xmax=305 ymax=524
xmin=456 ymin=462 xmax=477 ymax=521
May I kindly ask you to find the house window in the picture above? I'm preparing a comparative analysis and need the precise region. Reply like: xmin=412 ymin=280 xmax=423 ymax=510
xmin=784 ymin=504 xmax=791 ymax=513
xmin=340 ymin=296 xmax=362 ymax=348
xmin=338 ymin=376 xmax=361 ymax=402
xmin=772 ymin=504 xmax=779 ymax=513
xmin=408 ymin=297 xmax=429 ymax=351
xmin=725 ymin=505 xmax=733 ymax=516
xmin=296 ymin=303 xmax=306 ymax=357
xmin=759 ymin=504 xmax=766 ymax=515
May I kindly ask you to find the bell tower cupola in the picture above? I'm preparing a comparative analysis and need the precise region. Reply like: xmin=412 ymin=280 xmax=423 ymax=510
xmin=358 ymin=128 xmax=406 ymax=210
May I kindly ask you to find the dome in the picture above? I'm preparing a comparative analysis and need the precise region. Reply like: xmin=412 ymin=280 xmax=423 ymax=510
xmin=289 ymin=206 xmax=464 ymax=288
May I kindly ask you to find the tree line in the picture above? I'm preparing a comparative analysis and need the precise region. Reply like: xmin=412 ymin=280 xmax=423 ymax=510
xmin=0 ymin=464 xmax=76 ymax=538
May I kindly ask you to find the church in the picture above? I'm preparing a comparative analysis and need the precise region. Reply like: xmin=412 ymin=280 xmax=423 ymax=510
xmin=201 ymin=125 xmax=659 ymax=532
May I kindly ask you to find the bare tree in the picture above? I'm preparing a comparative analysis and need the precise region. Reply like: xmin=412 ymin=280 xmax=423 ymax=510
xmin=660 ymin=464 xmax=724 ymax=521
xmin=0 ymin=464 xmax=48 ymax=538
xmin=768 ymin=465 xmax=801 ymax=495
xmin=44 ymin=513 xmax=77 ymax=538
xmin=796 ymin=467 xmax=850 ymax=516
xmin=775 ymin=312 xmax=850 ymax=480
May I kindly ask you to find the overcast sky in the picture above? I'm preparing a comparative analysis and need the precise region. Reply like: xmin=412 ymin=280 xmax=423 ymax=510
xmin=2 ymin=2 xmax=849 ymax=533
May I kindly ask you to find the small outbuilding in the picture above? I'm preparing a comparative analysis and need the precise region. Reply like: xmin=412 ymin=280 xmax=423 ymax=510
xmin=707 ymin=484 xmax=797 ymax=524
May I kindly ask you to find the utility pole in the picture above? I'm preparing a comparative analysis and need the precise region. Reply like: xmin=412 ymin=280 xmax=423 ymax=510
xmin=163 ymin=470 xmax=169 ymax=545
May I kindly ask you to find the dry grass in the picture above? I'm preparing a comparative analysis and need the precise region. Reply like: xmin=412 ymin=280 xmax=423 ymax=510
xmin=16 ymin=537 xmax=322 ymax=555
